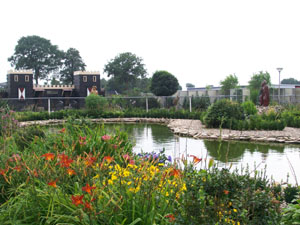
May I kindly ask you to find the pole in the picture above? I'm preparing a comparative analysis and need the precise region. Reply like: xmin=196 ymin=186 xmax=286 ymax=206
xmin=189 ymin=96 xmax=192 ymax=112
xmin=48 ymin=98 xmax=51 ymax=115
xmin=278 ymin=70 xmax=281 ymax=104
xmin=146 ymin=97 xmax=149 ymax=113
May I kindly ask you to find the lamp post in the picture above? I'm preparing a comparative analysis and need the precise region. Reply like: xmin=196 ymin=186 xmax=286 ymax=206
xmin=277 ymin=68 xmax=283 ymax=104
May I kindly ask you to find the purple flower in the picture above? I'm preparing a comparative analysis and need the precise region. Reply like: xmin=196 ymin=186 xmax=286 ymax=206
xmin=167 ymin=156 xmax=172 ymax=162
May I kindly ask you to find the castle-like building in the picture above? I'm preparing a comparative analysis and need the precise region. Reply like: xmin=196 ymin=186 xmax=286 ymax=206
xmin=6 ymin=70 xmax=101 ymax=110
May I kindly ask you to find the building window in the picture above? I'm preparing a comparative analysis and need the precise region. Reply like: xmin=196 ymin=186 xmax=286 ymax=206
xmin=14 ymin=75 xmax=18 ymax=82
xmin=83 ymin=76 xmax=87 ymax=82
xmin=25 ymin=75 xmax=29 ymax=82
xmin=93 ymin=76 xmax=97 ymax=82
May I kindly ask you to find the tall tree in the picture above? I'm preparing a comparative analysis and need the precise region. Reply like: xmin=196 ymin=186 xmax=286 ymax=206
xmin=103 ymin=52 xmax=147 ymax=94
xmin=8 ymin=35 xmax=63 ymax=84
xmin=281 ymin=78 xmax=300 ymax=84
xmin=150 ymin=71 xmax=179 ymax=96
xmin=248 ymin=71 xmax=271 ymax=104
xmin=220 ymin=74 xmax=239 ymax=95
xmin=186 ymin=83 xmax=195 ymax=89
xmin=60 ymin=48 xmax=86 ymax=84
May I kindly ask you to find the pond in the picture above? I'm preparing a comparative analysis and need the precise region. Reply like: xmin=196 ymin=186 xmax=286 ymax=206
xmin=104 ymin=123 xmax=300 ymax=184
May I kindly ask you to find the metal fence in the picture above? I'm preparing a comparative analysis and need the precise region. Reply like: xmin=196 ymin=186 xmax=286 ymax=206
xmin=1 ymin=94 xmax=300 ymax=113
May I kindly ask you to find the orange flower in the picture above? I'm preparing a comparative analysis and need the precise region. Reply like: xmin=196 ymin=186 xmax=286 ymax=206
xmin=190 ymin=155 xmax=202 ymax=165
xmin=41 ymin=153 xmax=55 ymax=161
xmin=48 ymin=180 xmax=58 ymax=188
xmin=103 ymin=156 xmax=114 ymax=164
xmin=165 ymin=214 xmax=175 ymax=222
xmin=0 ymin=168 xmax=7 ymax=176
xmin=71 ymin=195 xmax=84 ymax=206
xmin=82 ymin=183 xmax=96 ymax=195
xmin=67 ymin=168 xmax=76 ymax=176
xmin=84 ymin=155 xmax=96 ymax=167
xmin=33 ymin=169 xmax=39 ymax=177
xmin=101 ymin=135 xmax=111 ymax=141
xmin=57 ymin=153 xmax=73 ymax=168
xmin=170 ymin=168 xmax=181 ymax=178
xmin=59 ymin=128 xmax=66 ymax=133
xmin=224 ymin=190 xmax=229 ymax=195
xmin=13 ymin=165 xmax=22 ymax=172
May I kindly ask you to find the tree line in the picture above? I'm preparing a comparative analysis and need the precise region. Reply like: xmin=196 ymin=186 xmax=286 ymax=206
xmin=8 ymin=35 xmax=180 ymax=97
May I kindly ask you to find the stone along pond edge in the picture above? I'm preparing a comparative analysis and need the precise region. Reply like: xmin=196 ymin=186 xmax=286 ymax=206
xmin=19 ymin=118 xmax=300 ymax=145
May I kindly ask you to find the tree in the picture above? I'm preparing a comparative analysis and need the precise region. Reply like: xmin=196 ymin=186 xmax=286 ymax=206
xmin=103 ymin=52 xmax=147 ymax=94
xmin=248 ymin=71 xmax=271 ymax=104
xmin=281 ymin=78 xmax=300 ymax=84
xmin=60 ymin=48 xmax=86 ymax=84
xmin=220 ymin=74 xmax=239 ymax=95
xmin=186 ymin=83 xmax=195 ymax=89
xmin=150 ymin=71 xmax=179 ymax=96
xmin=8 ymin=35 xmax=63 ymax=84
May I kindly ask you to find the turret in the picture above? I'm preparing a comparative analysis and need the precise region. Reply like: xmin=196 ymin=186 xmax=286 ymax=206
xmin=7 ymin=70 xmax=33 ymax=99
xmin=73 ymin=71 xmax=101 ymax=97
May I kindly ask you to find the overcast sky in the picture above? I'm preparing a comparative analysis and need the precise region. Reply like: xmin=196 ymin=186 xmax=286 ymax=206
xmin=1 ymin=0 xmax=300 ymax=89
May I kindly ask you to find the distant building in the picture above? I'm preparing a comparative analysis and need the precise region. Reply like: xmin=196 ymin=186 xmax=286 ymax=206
xmin=5 ymin=70 xmax=101 ymax=110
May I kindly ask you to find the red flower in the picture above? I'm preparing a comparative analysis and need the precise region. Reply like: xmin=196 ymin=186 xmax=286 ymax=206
xmin=79 ymin=136 xmax=87 ymax=145
xmin=165 ymin=214 xmax=175 ymax=222
xmin=48 ymin=179 xmax=58 ymax=188
xmin=41 ymin=153 xmax=55 ymax=161
xmin=11 ymin=154 xmax=21 ymax=162
xmin=84 ymin=200 xmax=92 ymax=210
xmin=101 ymin=135 xmax=111 ymax=141
xmin=13 ymin=165 xmax=22 ymax=172
xmin=67 ymin=168 xmax=76 ymax=176
xmin=71 ymin=195 xmax=84 ymax=206
xmin=190 ymin=155 xmax=202 ymax=165
xmin=129 ymin=159 xmax=135 ymax=165
xmin=122 ymin=154 xmax=130 ymax=161
xmin=59 ymin=128 xmax=66 ymax=133
xmin=82 ymin=183 xmax=96 ymax=195
xmin=103 ymin=156 xmax=113 ymax=164
xmin=223 ymin=190 xmax=229 ymax=195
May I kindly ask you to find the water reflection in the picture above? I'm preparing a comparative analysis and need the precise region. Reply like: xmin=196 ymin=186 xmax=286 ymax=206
xmin=103 ymin=123 xmax=300 ymax=184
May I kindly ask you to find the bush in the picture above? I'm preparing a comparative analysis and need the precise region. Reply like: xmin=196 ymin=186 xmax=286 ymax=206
xmin=14 ymin=126 xmax=45 ymax=150
xmin=241 ymin=100 xmax=257 ymax=116
xmin=85 ymin=94 xmax=107 ymax=112
xmin=204 ymin=99 xmax=244 ymax=128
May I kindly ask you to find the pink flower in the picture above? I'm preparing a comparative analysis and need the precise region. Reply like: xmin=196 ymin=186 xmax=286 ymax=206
xmin=123 ymin=154 xmax=130 ymax=161
xmin=101 ymin=135 xmax=111 ymax=141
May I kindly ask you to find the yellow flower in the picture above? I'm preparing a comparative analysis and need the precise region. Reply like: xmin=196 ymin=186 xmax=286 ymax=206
xmin=237 ymin=222 xmax=240 ymax=225
xmin=108 ymin=179 xmax=113 ymax=185
xmin=111 ymin=174 xmax=117 ymax=181
xmin=233 ymin=208 xmax=237 ymax=213
xmin=202 ymin=177 xmax=206 ymax=182
xmin=93 ymin=174 xmax=100 ymax=179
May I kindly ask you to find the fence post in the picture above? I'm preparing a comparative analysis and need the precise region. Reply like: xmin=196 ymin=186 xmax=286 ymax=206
xmin=48 ymin=98 xmax=51 ymax=115
xmin=146 ymin=97 xmax=149 ymax=113
xmin=189 ymin=96 xmax=192 ymax=112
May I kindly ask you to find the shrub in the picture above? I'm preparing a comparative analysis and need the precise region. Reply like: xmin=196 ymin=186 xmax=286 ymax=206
xmin=85 ymin=94 xmax=107 ymax=112
xmin=204 ymin=99 xmax=244 ymax=128
xmin=241 ymin=100 xmax=257 ymax=116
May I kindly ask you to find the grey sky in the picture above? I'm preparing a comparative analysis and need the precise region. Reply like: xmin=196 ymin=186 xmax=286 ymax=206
xmin=1 ymin=0 xmax=300 ymax=89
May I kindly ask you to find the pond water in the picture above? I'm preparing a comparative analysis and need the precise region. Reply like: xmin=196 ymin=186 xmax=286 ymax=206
xmin=104 ymin=123 xmax=300 ymax=184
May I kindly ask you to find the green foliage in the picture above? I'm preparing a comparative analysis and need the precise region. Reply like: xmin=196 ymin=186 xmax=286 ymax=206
xmin=204 ymin=99 xmax=244 ymax=128
xmin=14 ymin=126 xmax=45 ymax=150
xmin=0 ymin=107 xmax=19 ymax=137
xmin=186 ymin=83 xmax=195 ymax=88
xmin=284 ymin=185 xmax=300 ymax=204
xmin=282 ymin=198 xmax=300 ymax=224
xmin=85 ymin=94 xmax=107 ymax=112
xmin=150 ymin=71 xmax=179 ymax=96
xmin=8 ymin=35 xmax=63 ymax=84
xmin=220 ymin=74 xmax=239 ymax=95
xmin=281 ymin=77 xmax=300 ymax=84
xmin=104 ymin=52 xmax=147 ymax=94
xmin=241 ymin=100 xmax=257 ymax=116
xmin=178 ymin=166 xmax=282 ymax=224
xmin=60 ymin=48 xmax=86 ymax=84
xmin=281 ymin=110 xmax=300 ymax=128
xmin=182 ymin=96 xmax=210 ymax=111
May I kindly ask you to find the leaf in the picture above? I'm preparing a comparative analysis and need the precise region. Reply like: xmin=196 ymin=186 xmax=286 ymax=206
xmin=129 ymin=218 xmax=142 ymax=225
xmin=208 ymin=158 xmax=214 ymax=169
